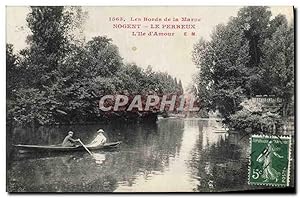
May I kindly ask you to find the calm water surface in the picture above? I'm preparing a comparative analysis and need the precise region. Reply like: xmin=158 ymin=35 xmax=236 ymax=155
xmin=7 ymin=118 xmax=261 ymax=192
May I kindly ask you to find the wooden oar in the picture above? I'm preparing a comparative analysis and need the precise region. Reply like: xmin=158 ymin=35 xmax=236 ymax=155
xmin=78 ymin=139 xmax=92 ymax=155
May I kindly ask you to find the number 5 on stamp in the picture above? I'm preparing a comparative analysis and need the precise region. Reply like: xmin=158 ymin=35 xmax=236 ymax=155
xmin=248 ymin=135 xmax=291 ymax=187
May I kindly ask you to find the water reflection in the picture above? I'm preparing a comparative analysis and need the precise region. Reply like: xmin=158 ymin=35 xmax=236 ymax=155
xmin=92 ymin=153 xmax=106 ymax=165
xmin=7 ymin=118 xmax=264 ymax=192
xmin=115 ymin=119 xmax=200 ymax=192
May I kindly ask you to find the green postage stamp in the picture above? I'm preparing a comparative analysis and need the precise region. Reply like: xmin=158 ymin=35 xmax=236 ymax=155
xmin=248 ymin=135 xmax=291 ymax=187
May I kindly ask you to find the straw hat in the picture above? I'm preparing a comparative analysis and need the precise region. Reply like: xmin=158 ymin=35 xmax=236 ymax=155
xmin=97 ymin=129 xmax=104 ymax=133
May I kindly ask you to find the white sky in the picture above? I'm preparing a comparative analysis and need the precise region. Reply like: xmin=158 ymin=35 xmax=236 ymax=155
xmin=6 ymin=6 xmax=293 ymax=89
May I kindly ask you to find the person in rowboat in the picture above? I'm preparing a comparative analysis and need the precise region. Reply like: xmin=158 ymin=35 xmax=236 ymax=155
xmin=87 ymin=129 xmax=107 ymax=147
xmin=62 ymin=131 xmax=80 ymax=147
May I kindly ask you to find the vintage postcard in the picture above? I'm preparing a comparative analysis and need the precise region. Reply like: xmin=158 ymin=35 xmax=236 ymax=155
xmin=6 ymin=6 xmax=295 ymax=192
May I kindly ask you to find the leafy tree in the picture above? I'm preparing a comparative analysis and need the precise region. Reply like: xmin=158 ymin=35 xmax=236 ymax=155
xmin=268 ymin=14 xmax=288 ymax=37
xmin=262 ymin=22 xmax=294 ymax=118
xmin=24 ymin=6 xmax=66 ymax=88
xmin=236 ymin=7 xmax=271 ymax=69
xmin=192 ymin=6 xmax=294 ymax=134
xmin=192 ymin=6 xmax=293 ymax=120
xmin=6 ymin=44 xmax=19 ymax=99
xmin=9 ymin=6 xmax=87 ymax=124
xmin=7 ymin=6 xmax=184 ymax=125
xmin=85 ymin=36 xmax=123 ymax=78
xmin=7 ymin=44 xmax=21 ymax=122
xmin=193 ymin=21 xmax=250 ymax=117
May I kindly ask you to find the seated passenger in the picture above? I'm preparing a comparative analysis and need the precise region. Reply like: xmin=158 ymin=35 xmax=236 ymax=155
xmin=88 ymin=129 xmax=107 ymax=147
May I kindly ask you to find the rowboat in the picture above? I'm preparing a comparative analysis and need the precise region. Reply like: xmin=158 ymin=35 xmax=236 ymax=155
xmin=14 ymin=141 xmax=121 ymax=153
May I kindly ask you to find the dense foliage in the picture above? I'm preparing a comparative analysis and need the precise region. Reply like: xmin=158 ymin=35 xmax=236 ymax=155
xmin=227 ymin=98 xmax=282 ymax=133
xmin=192 ymin=6 xmax=294 ymax=133
xmin=7 ymin=6 xmax=183 ymax=125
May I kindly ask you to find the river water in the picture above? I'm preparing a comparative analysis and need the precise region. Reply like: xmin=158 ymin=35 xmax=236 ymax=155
xmin=7 ymin=118 xmax=265 ymax=192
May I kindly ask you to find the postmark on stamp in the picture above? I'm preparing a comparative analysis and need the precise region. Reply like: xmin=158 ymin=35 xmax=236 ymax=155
xmin=248 ymin=135 xmax=291 ymax=187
